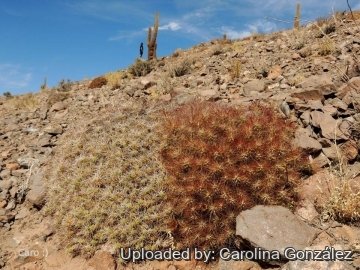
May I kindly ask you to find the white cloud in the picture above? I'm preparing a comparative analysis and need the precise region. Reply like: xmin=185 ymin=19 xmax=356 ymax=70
xmin=159 ymin=22 xmax=181 ymax=31
xmin=0 ymin=64 xmax=32 ymax=90
xmin=109 ymin=29 xmax=145 ymax=41
xmin=220 ymin=26 xmax=251 ymax=39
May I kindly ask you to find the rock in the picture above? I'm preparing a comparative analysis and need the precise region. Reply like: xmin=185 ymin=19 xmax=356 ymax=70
xmin=340 ymin=141 xmax=358 ymax=161
xmin=199 ymin=89 xmax=219 ymax=100
xmin=236 ymin=206 xmax=318 ymax=256
xmin=0 ymin=178 xmax=13 ymax=192
xmin=1 ymin=150 xmax=11 ymax=159
xmin=298 ymin=170 xmax=339 ymax=208
xmin=268 ymin=65 xmax=282 ymax=80
xmin=15 ymin=208 xmax=30 ymax=220
xmin=0 ymin=209 xmax=15 ymax=223
xmin=322 ymin=104 xmax=338 ymax=116
xmin=337 ymin=76 xmax=360 ymax=99
xmin=50 ymin=101 xmax=66 ymax=112
xmin=311 ymin=111 xmax=347 ymax=140
xmin=218 ymin=259 xmax=262 ymax=270
xmin=140 ymin=79 xmax=156 ymax=90
xmin=295 ymin=200 xmax=319 ymax=222
xmin=322 ymin=144 xmax=339 ymax=161
xmin=329 ymin=98 xmax=348 ymax=111
xmin=88 ymin=251 xmax=116 ymax=270
xmin=300 ymin=111 xmax=311 ymax=126
xmin=292 ymin=53 xmax=301 ymax=60
xmin=5 ymin=162 xmax=20 ymax=171
xmin=0 ymin=169 xmax=10 ymax=180
xmin=291 ymin=90 xmax=324 ymax=102
xmin=37 ymin=134 xmax=53 ymax=147
xmin=310 ymin=111 xmax=323 ymax=128
xmin=294 ymin=128 xmax=322 ymax=154
xmin=301 ymin=75 xmax=336 ymax=95
xmin=0 ymin=200 xmax=6 ymax=208
xmin=309 ymin=153 xmax=330 ymax=172
xmin=27 ymin=172 xmax=46 ymax=208
xmin=243 ymin=80 xmax=266 ymax=95
xmin=44 ymin=124 xmax=63 ymax=135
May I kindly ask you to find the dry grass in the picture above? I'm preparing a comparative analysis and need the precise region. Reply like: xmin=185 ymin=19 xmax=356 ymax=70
xmin=321 ymin=141 xmax=360 ymax=224
xmin=229 ymin=60 xmax=241 ymax=79
xmin=7 ymin=93 xmax=40 ymax=110
xmin=104 ymin=71 xmax=125 ymax=89
xmin=45 ymin=108 xmax=171 ymax=257
xmin=168 ymin=59 xmax=192 ymax=77
xmin=318 ymin=39 xmax=336 ymax=56
xmin=129 ymin=58 xmax=153 ymax=77
xmin=46 ymin=90 xmax=70 ymax=107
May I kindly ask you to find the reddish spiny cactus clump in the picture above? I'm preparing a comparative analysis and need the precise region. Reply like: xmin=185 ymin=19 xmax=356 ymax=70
xmin=159 ymin=100 xmax=308 ymax=250
xmin=89 ymin=76 xmax=108 ymax=89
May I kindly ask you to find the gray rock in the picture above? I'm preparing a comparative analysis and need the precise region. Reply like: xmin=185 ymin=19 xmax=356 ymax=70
xmin=310 ymin=111 xmax=324 ymax=128
xmin=0 ymin=209 xmax=15 ymax=223
xmin=44 ymin=124 xmax=63 ymax=135
xmin=301 ymin=74 xmax=336 ymax=95
xmin=236 ymin=206 xmax=318 ymax=256
xmin=310 ymin=153 xmax=330 ymax=172
xmin=15 ymin=207 xmax=30 ymax=220
xmin=243 ymin=80 xmax=266 ymax=95
xmin=310 ymin=111 xmax=347 ymax=140
xmin=322 ymin=104 xmax=338 ymax=116
xmin=37 ymin=134 xmax=53 ymax=147
xmin=300 ymin=111 xmax=311 ymax=126
xmin=322 ymin=144 xmax=339 ymax=160
xmin=50 ymin=101 xmax=66 ymax=112
xmin=329 ymin=98 xmax=348 ymax=111
xmin=27 ymin=172 xmax=46 ymax=208
xmin=0 ymin=178 xmax=13 ymax=193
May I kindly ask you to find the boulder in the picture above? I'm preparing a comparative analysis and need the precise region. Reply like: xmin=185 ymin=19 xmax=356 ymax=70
xmin=27 ymin=172 xmax=46 ymax=208
xmin=243 ymin=80 xmax=266 ymax=95
xmin=293 ymin=128 xmax=322 ymax=154
xmin=301 ymin=74 xmax=336 ymax=95
xmin=44 ymin=124 xmax=63 ymax=135
xmin=50 ymin=101 xmax=66 ymax=112
xmin=236 ymin=206 xmax=318 ymax=256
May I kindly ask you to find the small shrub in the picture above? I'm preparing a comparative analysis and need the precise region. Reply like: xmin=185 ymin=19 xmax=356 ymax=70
xmin=159 ymin=101 xmax=308 ymax=250
xmin=57 ymin=79 xmax=72 ymax=92
xmin=169 ymin=59 xmax=192 ymax=77
xmin=229 ymin=60 xmax=241 ymax=79
xmin=3 ymin=91 xmax=12 ymax=98
xmin=129 ymin=58 xmax=152 ymax=77
xmin=318 ymin=39 xmax=335 ymax=56
xmin=8 ymin=93 xmax=39 ymax=110
xmin=172 ymin=49 xmax=182 ymax=58
xmin=40 ymin=77 xmax=47 ymax=91
xmin=325 ymin=182 xmax=360 ymax=223
xmin=104 ymin=71 xmax=124 ymax=90
xmin=89 ymin=76 xmax=107 ymax=89
xmin=46 ymin=90 xmax=70 ymax=107
xmin=323 ymin=24 xmax=336 ymax=35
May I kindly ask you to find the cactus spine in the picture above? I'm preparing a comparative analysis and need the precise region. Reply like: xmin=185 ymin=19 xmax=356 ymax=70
xmin=148 ymin=13 xmax=159 ymax=61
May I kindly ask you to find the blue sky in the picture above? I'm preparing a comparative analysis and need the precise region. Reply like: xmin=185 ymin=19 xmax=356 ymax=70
xmin=0 ymin=0 xmax=356 ymax=95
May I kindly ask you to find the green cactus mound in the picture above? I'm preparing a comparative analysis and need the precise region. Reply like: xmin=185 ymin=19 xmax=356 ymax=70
xmin=45 ymin=108 xmax=171 ymax=257
xmin=159 ymin=100 xmax=308 ymax=250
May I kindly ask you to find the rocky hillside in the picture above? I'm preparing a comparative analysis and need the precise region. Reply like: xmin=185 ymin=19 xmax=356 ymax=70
xmin=1 ymin=12 xmax=360 ymax=270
